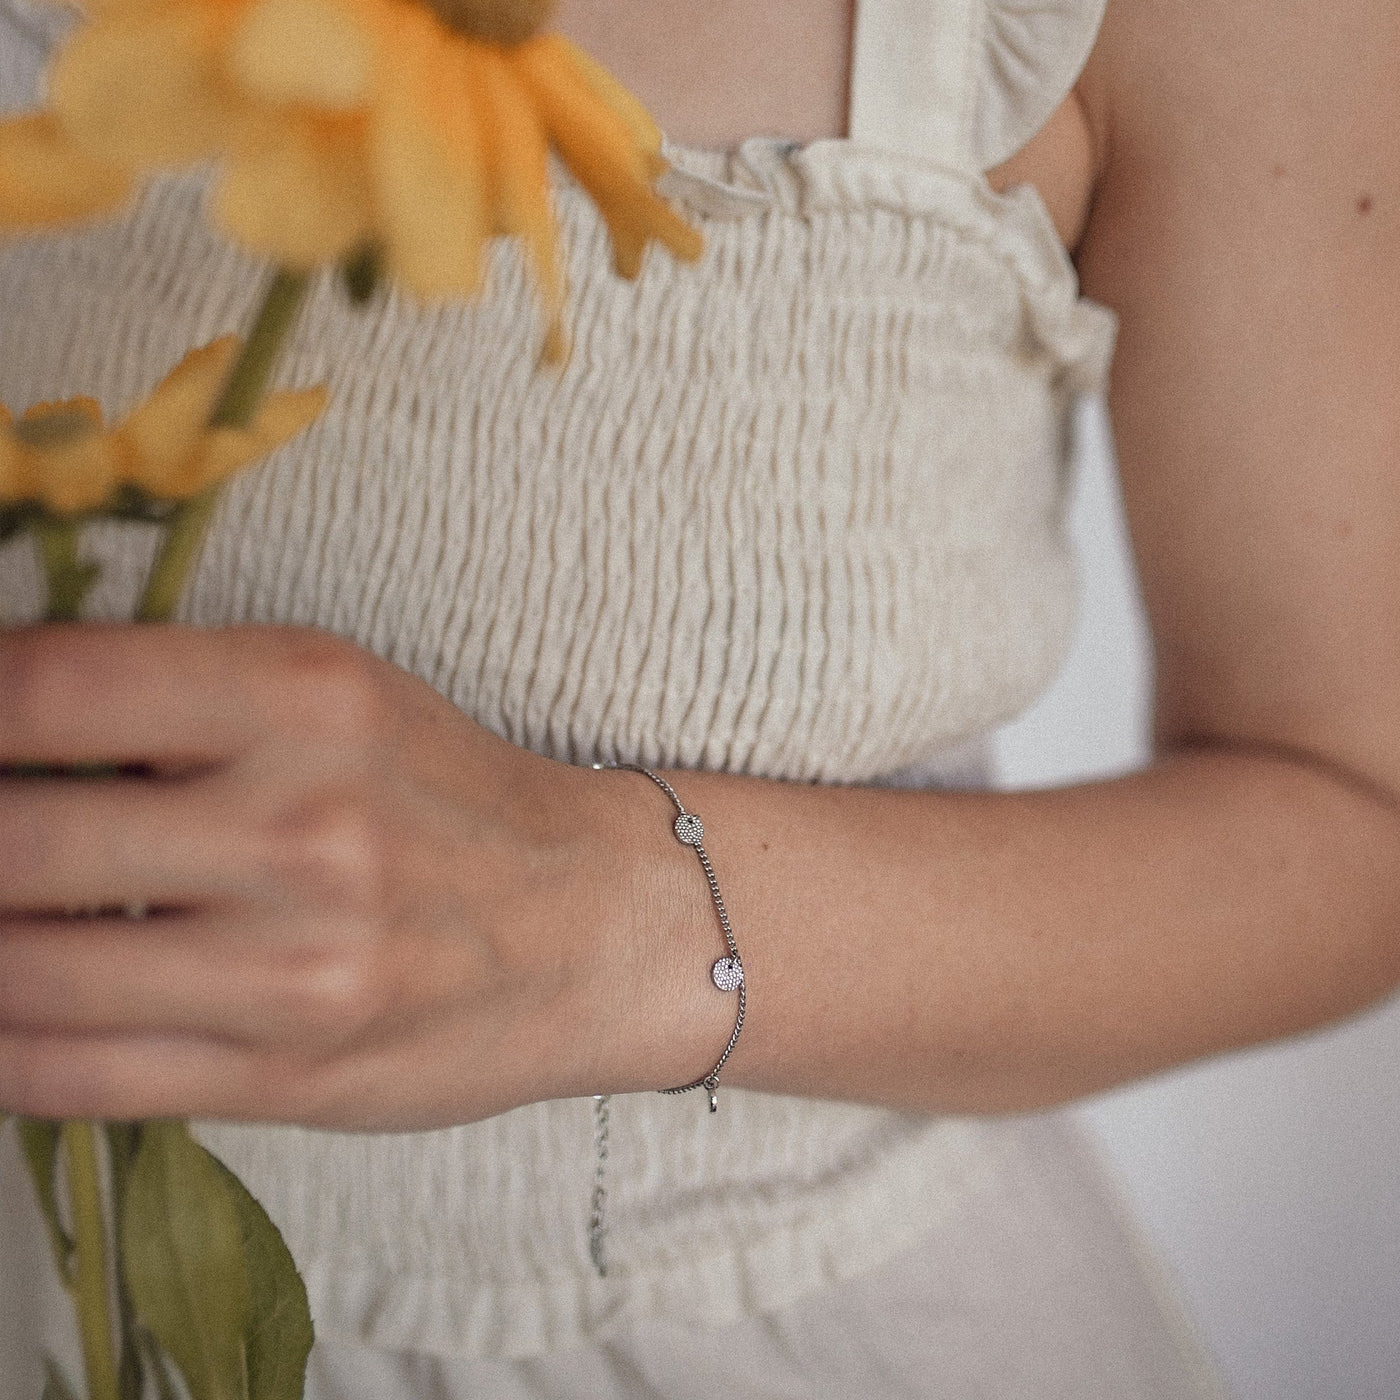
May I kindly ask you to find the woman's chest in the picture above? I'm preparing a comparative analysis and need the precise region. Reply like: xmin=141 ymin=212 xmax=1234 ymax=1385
xmin=554 ymin=0 xmax=1099 ymax=248
xmin=0 ymin=163 xmax=1093 ymax=781
xmin=555 ymin=0 xmax=855 ymax=153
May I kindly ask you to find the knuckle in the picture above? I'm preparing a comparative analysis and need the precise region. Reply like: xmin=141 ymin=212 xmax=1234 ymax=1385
xmin=264 ymin=630 xmax=388 ymax=747
xmin=267 ymin=788 xmax=391 ymax=911
xmin=277 ymin=945 xmax=390 ymax=1043
xmin=0 ymin=628 xmax=82 ymax=744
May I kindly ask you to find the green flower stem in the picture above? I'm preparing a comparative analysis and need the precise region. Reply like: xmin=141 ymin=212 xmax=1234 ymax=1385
xmin=208 ymin=267 xmax=312 ymax=432
xmin=135 ymin=490 xmax=220 ymax=625
xmin=137 ymin=267 xmax=311 ymax=623
xmin=37 ymin=517 xmax=92 ymax=622
xmin=61 ymin=1121 xmax=122 ymax=1400
xmin=105 ymin=1124 xmax=145 ymax=1400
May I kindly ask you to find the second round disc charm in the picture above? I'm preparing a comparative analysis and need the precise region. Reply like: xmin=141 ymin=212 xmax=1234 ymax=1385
xmin=712 ymin=957 xmax=744 ymax=992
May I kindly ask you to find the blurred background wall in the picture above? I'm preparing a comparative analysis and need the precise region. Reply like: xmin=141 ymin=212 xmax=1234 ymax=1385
xmin=996 ymin=398 xmax=1400 ymax=1400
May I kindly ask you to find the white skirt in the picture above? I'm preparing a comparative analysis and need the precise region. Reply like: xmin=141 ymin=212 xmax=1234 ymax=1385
xmin=299 ymin=1113 xmax=1230 ymax=1400
xmin=1 ymin=1111 xmax=1229 ymax=1400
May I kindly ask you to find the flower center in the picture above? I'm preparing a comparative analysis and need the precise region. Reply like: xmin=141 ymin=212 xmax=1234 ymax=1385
xmin=13 ymin=411 xmax=100 ymax=449
xmin=421 ymin=0 xmax=558 ymax=42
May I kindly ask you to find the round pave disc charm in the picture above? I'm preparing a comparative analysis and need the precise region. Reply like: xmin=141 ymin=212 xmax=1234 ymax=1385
xmin=712 ymin=957 xmax=744 ymax=992
xmin=674 ymin=812 xmax=705 ymax=847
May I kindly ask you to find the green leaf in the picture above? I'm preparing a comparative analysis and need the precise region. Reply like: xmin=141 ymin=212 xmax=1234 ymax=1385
xmin=35 ymin=519 xmax=99 ymax=622
xmin=137 ymin=1330 xmax=192 ymax=1400
xmin=207 ymin=1154 xmax=314 ymax=1400
xmin=41 ymin=1357 xmax=81 ymax=1400
xmin=119 ymin=1122 xmax=252 ymax=1400
xmin=17 ymin=1118 xmax=75 ymax=1285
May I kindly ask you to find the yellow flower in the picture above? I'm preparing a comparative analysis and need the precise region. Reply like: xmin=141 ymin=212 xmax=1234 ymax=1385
xmin=0 ymin=339 xmax=327 ymax=516
xmin=1 ymin=0 xmax=703 ymax=358
xmin=0 ymin=114 xmax=134 ymax=228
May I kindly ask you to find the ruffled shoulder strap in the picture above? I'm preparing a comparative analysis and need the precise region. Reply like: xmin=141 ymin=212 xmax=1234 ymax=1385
xmin=973 ymin=0 xmax=1106 ymax=169
xmin=849 ymin=0 xmax=1106 ymax=173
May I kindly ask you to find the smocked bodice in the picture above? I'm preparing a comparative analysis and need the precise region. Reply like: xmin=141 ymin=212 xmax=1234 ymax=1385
xmin=0 ymin=138 xmax=1111 ymax=781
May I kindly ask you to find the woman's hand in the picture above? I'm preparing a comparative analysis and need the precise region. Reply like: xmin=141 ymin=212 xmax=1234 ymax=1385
xmin=0 ymin=623 xmax=704 ymax=1130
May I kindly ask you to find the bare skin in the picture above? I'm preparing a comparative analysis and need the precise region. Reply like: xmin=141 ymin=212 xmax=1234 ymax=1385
xmin=1 ymin=0 xmax=1398 ymax=1128
xmin=554 ymin=0 xmax=1098 ymax=247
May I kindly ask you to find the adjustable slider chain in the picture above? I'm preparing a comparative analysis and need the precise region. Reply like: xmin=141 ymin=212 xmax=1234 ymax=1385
xmin=587 ymin=761 xmax=749 ymax=1277
xmin=589 ymin=1093 xmax=611 ymax=1277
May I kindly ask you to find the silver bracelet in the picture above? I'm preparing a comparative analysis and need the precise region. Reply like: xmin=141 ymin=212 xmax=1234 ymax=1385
xmin=586 ymin=761 xmax=748 ymax=1275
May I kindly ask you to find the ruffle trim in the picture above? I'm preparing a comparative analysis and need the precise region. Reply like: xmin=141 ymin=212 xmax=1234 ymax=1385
xmin=275 ymin=1116 xmax=1017 ymax=1361
xmin=975 ymin=0 xmax=1109 ymax=171
xmin=660 ymin=135 xmax=1117 ymax=394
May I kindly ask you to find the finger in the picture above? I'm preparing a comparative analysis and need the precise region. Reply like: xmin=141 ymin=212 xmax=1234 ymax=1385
xmin=0 ymin=914 xmax=398 ymax=1049
xmin=0 ymin=622 xmax=265 ymax=767
xmin=0 ymin=1029 xmax=328 ymax=1121
xmin=0 ymin=775 xmax=260 ymax=910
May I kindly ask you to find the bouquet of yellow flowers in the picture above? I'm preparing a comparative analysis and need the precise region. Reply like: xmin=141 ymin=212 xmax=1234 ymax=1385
xmin=0 ymin=0 xmax=700 ymax=1394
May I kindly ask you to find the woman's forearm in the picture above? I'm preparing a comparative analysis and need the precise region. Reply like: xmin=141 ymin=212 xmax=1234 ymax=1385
xmin=593 ymin=744 xmax=1400 ymax=1115
xmin=5 ymin=625 xmax=1398 ymax=1132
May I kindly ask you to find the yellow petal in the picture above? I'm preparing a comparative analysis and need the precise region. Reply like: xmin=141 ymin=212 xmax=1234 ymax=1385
xmin=156 ymin=387 xmax=325 ymax=497
xmin=549 ymin=35 xmax=665 ymax=179
xmin=0 ymin=456 xmax=22 ymax=506
xmin=0 ymin=114 xmax=132 ymax=229
xmin=472 ymin=45 xmax=565 ymax=357
xmin=1 ymin=456 xmax=40 ymax=506
xmin=248 ymin=385 xmax=328 ymax=449
xmin=18 ymin=397 xmax=106 ymax=434
xmin=595 ymin=186 xmax=704 ymax=279
xmin=511 ymin=36 xmax=649 ymax=175
xmin=130 ymin=384 xmax=325 ymax=500
xmin=510 ymin=37 xmax=701 ymax=278
xmin=229 ymin=0 xmax=373 ymax=108
xmin=0 ymin=405 xmax=17 ymax=503
xmin=367 ymin=12 xmax=487 ymax=298
xmin=50 ymin=5 xmax=234 ymax=168
xmin=117 ymin=338 xmax=239 ymax=484
xmin=215 ymin=113 xmax=372 ymax=266
xmin=0 ymin=432 xmax=36 ymax=505
xmin=152 ymin=432 xmax=242 ymax=498
xmin=34 ymin=435 xmax=122 ymax=515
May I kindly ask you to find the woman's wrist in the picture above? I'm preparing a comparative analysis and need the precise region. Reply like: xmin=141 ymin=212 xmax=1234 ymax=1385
xmin=522 ymin=757 xmax=740 ymax=1101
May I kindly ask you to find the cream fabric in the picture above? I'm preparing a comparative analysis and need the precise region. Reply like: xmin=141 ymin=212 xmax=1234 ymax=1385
xmin=301 ymin=1116 xmax=1230 ymax=1399
xmin=0 ymin=0 xmax=1219 ymax=1384
xmin=1 ymin=1116 xmax=1230 ymax=1399
xmin=850 ymin=0 xmax=1108 ymax=170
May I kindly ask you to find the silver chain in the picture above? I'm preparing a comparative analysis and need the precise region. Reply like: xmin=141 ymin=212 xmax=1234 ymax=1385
xmin=586 ymin=762 xmax=749 ymax=1276
xmin=589 ymin=1093 xmax=611 ymax=1277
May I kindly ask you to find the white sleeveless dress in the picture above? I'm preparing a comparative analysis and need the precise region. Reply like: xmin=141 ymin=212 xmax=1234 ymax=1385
xmin=0 ymin=0 xmax=1231 ymax=1394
